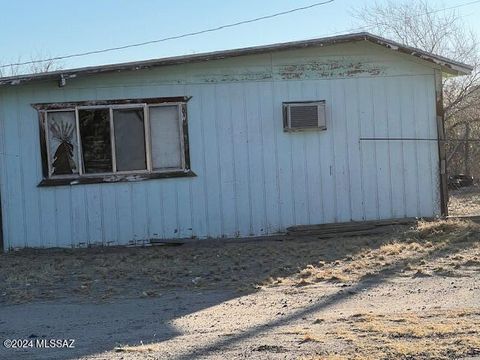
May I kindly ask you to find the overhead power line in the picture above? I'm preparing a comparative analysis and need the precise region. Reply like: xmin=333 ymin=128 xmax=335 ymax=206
xmin=0 ymin=0 xmax=335 ymax=69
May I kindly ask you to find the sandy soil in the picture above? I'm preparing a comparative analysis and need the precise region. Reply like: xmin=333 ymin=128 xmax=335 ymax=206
xmin=0 ymin=220 xmax=479 ymax=360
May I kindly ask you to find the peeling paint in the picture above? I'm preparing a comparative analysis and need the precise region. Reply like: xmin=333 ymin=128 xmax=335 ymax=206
xmin=200 ymin=72 xmax=273 ymax=83
xmin=277 ymin=60 xmax=385 ymax=80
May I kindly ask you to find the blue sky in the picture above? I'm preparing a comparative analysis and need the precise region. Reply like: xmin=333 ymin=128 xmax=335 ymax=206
xmin=1 ymin=0 xmax=480 ymax=71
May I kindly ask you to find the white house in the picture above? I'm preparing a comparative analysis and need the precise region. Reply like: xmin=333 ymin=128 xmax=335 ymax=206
xmin=0 ymin=33 xmax=472 ymax=250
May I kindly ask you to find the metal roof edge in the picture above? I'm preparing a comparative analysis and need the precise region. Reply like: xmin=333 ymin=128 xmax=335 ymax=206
xmin=0 ymin=32 xmax=473 ymax=87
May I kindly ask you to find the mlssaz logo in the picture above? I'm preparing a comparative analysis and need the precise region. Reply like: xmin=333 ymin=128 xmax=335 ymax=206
xmin=35 ymin=339 xmax=75 ymax=348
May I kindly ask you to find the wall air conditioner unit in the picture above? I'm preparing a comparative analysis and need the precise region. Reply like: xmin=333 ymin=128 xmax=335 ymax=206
xmin=283 ymin=101 xmax=327 ymax=132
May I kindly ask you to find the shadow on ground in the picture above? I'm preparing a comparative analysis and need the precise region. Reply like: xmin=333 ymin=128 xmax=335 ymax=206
xmin=0 ymin=220 xmax=477 ymax=359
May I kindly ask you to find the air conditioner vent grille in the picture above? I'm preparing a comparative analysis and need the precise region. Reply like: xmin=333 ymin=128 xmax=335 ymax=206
xmin=290 ymin=105 xmax=319 ymax=128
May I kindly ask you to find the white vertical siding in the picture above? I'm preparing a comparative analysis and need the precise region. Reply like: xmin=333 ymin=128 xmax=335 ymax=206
xmin=0 ymin=43 xmax=441 ymax=249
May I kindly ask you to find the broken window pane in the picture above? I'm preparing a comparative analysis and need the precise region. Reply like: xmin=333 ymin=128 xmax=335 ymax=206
xmin=150 ymin=106 xmax=182 ymax=170
xmin=47 ymin=111 xmax=79 ymax=176
xmin=78 ymin=109 xmax=113 ymax=173
xmin=113 ymin=108 xmax=147 ymax=171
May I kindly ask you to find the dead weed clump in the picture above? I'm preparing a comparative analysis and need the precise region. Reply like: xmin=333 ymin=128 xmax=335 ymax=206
xmin=415 ymin=218 xmax=480 ymax=240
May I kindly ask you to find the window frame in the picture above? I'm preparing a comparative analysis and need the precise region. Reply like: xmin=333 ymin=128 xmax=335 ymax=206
xmin=34 ymin=97 xmax=195 ymax=186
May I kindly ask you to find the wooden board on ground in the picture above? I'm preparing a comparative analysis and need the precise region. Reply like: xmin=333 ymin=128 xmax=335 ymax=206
xmin=287 ymin=218 xmax=418 ymax=238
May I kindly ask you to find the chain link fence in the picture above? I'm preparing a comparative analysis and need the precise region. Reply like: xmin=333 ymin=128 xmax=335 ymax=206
xmin=447 ymin=136 xmax=480 ymax=217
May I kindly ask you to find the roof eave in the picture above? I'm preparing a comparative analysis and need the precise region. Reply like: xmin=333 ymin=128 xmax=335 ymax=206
xmin=364 ymin=34 xmax=473 ymax=76
xmin=0 ymin=32 xmax=473 ymax=87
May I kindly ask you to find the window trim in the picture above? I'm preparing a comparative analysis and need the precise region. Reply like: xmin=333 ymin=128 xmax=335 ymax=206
xmin=34 ymin=96 xmax=195 ymax=187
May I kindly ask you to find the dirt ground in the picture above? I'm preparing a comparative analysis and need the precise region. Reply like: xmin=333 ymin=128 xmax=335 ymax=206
xmin=0 ymin=220 xmax=479 ymax=359
xmin=448 ymin=186 xmax=480 ymax=216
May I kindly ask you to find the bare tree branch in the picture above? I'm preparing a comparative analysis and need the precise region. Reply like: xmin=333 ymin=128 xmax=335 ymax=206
xmin=0 ymin=50 xmax=63 ymax=77
xmin=353 ymin=0 xmax=480 ymax=177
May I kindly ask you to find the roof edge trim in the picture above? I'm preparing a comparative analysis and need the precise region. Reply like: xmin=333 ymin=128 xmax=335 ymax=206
xmin=0 ymin=32 xmax=473 ymax=87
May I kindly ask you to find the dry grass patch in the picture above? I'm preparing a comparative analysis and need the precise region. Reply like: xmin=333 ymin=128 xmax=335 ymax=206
xmin=0 ymin=219 xmax=479 ymax=304
xmin=300 ymin=309 xmax=480 ymax=360
xmin=271 ymin=219 xmax=480 ymax=288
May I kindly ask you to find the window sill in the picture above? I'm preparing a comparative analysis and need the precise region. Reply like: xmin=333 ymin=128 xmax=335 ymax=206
xmin=38 ymin=170 xmax=197 ymax=187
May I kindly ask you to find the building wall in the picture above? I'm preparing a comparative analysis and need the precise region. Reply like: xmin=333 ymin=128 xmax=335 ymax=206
xmin=0 ymin=42 xmax=441 ymax=249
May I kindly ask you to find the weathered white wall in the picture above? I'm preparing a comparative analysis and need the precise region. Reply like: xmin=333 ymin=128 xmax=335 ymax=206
xmin=0 ymin=42 xmax=440 ymax=249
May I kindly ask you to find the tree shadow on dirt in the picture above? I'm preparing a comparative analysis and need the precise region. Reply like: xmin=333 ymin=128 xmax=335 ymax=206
xmin=0 ymin=223 xmax=476 ymax=359
xmin=167 ymin=229 xmax=478 ymax=360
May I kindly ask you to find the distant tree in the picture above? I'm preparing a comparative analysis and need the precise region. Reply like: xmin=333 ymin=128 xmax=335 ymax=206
xmin=353 ymin=0 xmax=480 ymax=177
xmin=0 ymin=51 xmax=62 ymax=77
